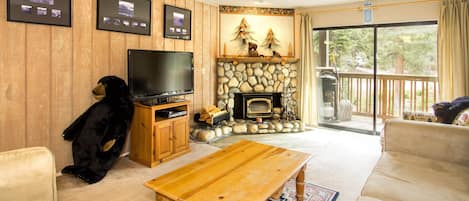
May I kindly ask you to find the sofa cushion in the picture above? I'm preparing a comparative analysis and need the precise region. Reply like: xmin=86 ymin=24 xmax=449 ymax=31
xmin=361 ymin=152 xmax=469 ymax=201
xmin=0 ymin=147 xmax=57 ymax=201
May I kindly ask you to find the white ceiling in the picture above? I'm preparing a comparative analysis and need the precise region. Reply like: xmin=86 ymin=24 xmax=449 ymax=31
xmin=213 ymin=0 xmax=363 ymax=8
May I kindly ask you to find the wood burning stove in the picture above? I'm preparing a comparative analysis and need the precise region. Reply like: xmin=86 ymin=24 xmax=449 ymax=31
xmin=246 ymin=98 xmax=272 ymax=118
xmin=233 ymin=93 xmax=282 ymax=119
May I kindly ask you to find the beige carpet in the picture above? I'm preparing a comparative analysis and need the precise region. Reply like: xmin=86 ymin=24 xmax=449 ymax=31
xmin=57 ymin=143 xmax=220 ymax=201
xmin=57 ymin=128 xmax=381 ymax=201
xmin=212 ymin=129 xmax=381 ymax=201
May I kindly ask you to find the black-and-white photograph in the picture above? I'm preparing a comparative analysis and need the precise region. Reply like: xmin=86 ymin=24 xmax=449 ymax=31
xmin=97 ymin=0 xmax=151 ymax=35
xmin=51 ymin=9 xmax=61 ymax=18
xmin=173 ymin=12 xmax=184 ymax=27
xmin=37 ymin=7 xmax=47 ymax=16
xmin=164 ymin=5 xmax=191 ymax=40
xmin=8 ymin=0 xmax=71 ymax=26
xmin=21 ymin=5 xmax=32 ymax=13
xmin=30 ymin=0 xmax=54 ymax=5
xmin=118 ymin=0 xmax=134 ymax=18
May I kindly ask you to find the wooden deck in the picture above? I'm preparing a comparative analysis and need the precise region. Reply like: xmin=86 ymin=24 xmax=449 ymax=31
xmin=338 ymin=72 xmax=438 ymax=120
xmin=320 ymin=115 xmax=384 ymax=134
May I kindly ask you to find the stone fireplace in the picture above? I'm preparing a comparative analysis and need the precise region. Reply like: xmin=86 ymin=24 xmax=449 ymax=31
xmin=217 ymin=57 xmax=299 ymax=120
xmin=192 ymin=58 xmax=304 ymax=142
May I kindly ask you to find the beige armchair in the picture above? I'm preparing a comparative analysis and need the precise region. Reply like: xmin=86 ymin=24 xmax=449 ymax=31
xmin=0 ymin=147 xmax=57 ymax=201
xmin=358 ymin=119 xmax=469 ymax=201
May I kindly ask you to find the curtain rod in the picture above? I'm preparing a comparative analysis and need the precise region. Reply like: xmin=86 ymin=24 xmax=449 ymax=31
xmin=301 ymin=0 xmax=441 ymax=14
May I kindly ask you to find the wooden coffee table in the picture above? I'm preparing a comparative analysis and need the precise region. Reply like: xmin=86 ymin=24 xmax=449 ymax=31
xmin=145 ymin=140 xmax=312 ymax=201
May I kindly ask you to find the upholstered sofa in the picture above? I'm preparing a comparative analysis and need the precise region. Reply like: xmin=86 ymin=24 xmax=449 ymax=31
xmin=0 ymin=147 xmax=57 ymax=201
xmin=357 ymin=119 xmax=469 ymax=201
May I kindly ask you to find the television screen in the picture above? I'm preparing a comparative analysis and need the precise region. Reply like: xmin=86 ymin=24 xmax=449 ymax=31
xmin=128 ymin=49 xmax=194 ymax=100
xmin=164 ymin=5 xmax=191 ymax=40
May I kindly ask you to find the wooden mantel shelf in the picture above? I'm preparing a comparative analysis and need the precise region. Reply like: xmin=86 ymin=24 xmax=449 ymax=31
xmin=217 ymin=56 xmax=300 ymax=64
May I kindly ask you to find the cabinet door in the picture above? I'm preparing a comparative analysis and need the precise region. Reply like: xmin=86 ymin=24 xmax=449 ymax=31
xmin=155 ymin=122 xmax=173 ymax=160
xmin=172 ymin=118 xmax=189 ymax=153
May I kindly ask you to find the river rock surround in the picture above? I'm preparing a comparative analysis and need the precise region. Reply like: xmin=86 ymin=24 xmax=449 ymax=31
xmin=216 ymin=60 xmax=299 ymax=119
xmin=192 ymin=119 xmax=306 ymax=143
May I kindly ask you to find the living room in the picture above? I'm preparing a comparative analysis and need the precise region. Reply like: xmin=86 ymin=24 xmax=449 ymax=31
xmin=1 ymin=0 xmax=468 ymax=201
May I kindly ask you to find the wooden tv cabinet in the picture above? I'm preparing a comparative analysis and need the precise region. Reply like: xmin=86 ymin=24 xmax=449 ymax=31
xmin=130 ymin=101 xmax=191 ymax=167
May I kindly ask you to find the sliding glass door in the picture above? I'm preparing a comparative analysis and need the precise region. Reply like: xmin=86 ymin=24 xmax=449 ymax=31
xmin=377 ymin=24 xmax=438 ymax=120
xmin=313 ymin=22 xmax=438 ymax=135
xmin=314 ymin=27 xmax=376 ymax=133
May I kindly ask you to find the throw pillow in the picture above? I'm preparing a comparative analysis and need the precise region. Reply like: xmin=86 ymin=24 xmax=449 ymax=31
xmin=453 ymin=108 xmax=469 ymax=127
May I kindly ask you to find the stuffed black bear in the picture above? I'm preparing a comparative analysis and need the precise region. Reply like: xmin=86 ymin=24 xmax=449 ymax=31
xmin=433 ymin=96 xmax=469 ymax=124
xmin=62 ymin=76 xmax=134 ymax=184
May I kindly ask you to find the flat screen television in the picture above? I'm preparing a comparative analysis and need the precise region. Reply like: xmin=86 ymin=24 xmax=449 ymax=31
xmin=128 ymin=49 xmax=194 ymax=101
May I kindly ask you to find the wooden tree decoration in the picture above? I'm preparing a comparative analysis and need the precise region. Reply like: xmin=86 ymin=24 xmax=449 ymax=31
xmin=263 ymin=28 xmax=280 ymax=49
xmin=232 ymin=17 xmax=255 ymax=44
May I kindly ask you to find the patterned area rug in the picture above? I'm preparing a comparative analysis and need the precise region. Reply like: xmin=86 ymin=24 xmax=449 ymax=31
xmin=268 ymin=180 xmax=339 ymax=201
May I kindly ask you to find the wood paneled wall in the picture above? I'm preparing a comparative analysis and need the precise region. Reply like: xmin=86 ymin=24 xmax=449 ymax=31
xmin=0 ymin=0 xmax=219 ymax=170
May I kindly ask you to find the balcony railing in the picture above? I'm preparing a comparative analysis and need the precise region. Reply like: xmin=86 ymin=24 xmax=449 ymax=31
xmin=338 ymin=72 xmax=438 ymax=120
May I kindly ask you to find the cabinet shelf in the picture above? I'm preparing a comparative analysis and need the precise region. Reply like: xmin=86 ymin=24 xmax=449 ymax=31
xmin=130 ymin=101 xmax=191 ymax=167
xmin=154 ymin=115 xmax=187 ymax=124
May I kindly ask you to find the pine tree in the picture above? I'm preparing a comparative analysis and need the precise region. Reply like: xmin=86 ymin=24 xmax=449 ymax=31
xmin=262 ymin=28 xmax=280 ymax=49
xmin=232 ymin=18 xmax=255 ymax=44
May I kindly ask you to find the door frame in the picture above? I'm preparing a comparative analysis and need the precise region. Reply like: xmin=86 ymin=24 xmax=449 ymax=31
xmin=314 ymin=21 xmax=438 ymax=135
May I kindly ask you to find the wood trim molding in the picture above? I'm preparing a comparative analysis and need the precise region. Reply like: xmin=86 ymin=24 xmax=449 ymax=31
xmin=217 ymin=56 xmax=299 ymax=64
xmin=298 ymin=0 xmax=440 ymax=14
xmin=219 ymin=6 xmax=294 ymax=16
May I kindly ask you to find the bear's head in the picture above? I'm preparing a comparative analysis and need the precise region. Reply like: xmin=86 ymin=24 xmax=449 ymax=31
xmin=92 ymin=76 xmax=129 ymax=101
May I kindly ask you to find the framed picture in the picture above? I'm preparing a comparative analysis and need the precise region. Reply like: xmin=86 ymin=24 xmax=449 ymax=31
xmin=219 ymin=11 xmax=294 ymax=57
xmin=7 ymin=0 xmax=72 ymax=27
xmin=164 ymin=5 xmax=191 ymax=40
xmin=97 ymin=0 xmax=151 ymax=35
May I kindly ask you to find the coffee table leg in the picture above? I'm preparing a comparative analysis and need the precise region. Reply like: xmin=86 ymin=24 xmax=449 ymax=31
xmin=296 ymin=165 xmax=306 ymax=201
xmin=156 ymin=194 xmax=171 ymax=201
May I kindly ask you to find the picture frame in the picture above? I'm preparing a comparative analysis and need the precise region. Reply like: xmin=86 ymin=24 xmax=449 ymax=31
xmin=7 ymin=0 xmax=72 ymax=27
xmin=97 ymin=0 xmax=151 ymax=36
xmin=164 ymin=5 xmax=191 ymax=40
xmin=219 ymin=10 xmax=295 ymax=57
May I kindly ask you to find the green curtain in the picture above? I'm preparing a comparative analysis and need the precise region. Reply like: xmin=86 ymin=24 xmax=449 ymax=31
xmin=438 ymin=0 xmax=469 ymax=100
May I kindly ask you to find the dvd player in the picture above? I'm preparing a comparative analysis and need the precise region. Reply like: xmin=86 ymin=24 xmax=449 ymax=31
xmin=156 ymin=109 xmax=187 ymax=118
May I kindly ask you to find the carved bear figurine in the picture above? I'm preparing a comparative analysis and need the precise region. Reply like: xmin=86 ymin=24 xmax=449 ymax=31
xmin=248 ymin=42 xmax=259 ymax=57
